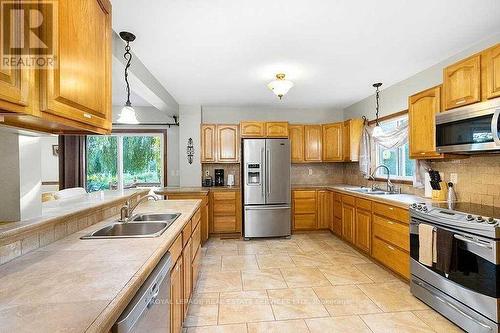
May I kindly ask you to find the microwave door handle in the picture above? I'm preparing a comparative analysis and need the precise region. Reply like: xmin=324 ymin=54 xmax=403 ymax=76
xmin=492 ymin=109 xmax=500 ymax=146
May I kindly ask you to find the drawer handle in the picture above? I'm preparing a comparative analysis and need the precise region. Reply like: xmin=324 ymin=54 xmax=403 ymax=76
xmin=387 ymin=221 xmax=394 ymax=225
xmin=455 ymin=98 xmax=467 ymax=105
xmin=388 ymin=207 xmax=394 ymax=211
xmin=387 ymin=245 xmax=395 ymax=251
xmin=83 ymin=113 xmax=92 ymax=119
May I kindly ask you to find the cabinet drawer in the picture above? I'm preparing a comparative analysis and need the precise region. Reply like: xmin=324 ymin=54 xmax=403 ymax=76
xmin=182 ymin=220 xmax=192 ymax=246
xmin=372 ymin=237 xmax=409 ymax=279
xmin=213 ymin=202 xmax=236 ymax=215
xmin=293 ymin=214 xmax=317 ymax=230
xmin=342 ymin=194 xmax=355 ymax=206
xmin=192 ymin=208 xmax=201 ymax=228
xmin=192 ymin=246 xmax=201 ymax=287
xmin=372 ymin=215 xmax=409 ymax=251
xmin=333 ymin=200 xmax=342 ymax=218
xmin=191 ymin=224 xmax=201 ymax=259
xmin=213 ymin=216 xmax=237 ymax=232
xmin=293 ymin=190 xmax=316 ymax=199
xmin=356 ymin=198 xmax=372 ymax=211
xmin=169 ymin=234 xmax=183 ymax=263
xmin=373 ymin=202 xmax=409 ymax=224
xmin=293 ymin=198 xmax=317 ymax=214
xmin=213 ymin=191 xmax=237 ymax=201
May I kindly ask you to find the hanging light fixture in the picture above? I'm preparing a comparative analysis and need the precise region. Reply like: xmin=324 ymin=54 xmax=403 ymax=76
xmin=372 ymin=82 xmax=384 ymax=138
xmin=117 ymin=31 xmax=139 ymax=124
xmin=267 ymin=73 xmax=294 ymax=100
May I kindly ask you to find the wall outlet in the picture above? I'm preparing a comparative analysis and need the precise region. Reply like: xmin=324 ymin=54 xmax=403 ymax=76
xmin=450 ymin=173 xmax=458 ymax=184
xmin=308 ymin=168 xmax=313 ymax=176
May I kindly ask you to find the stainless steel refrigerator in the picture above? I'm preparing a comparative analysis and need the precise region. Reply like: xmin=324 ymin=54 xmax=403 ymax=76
xmin=242 ymin=138 xmax=291 ymax=239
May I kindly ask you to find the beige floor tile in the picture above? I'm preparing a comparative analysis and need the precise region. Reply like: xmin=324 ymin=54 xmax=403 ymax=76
xmin=318 ymin=265 xmax=373 ymax=285
xmin=280 ymin=267 xmax=331 ymax=288
xmin=200 ymin=256 xmax=222 ymax=272
xmin=247 ymin=319 xmax=309 ymax=333
xmin=313 ymin=285 xmax=382 ymax=316
xmin=195 ymin=271 xmax=242 ymax=293
xmin=357 ymin=281 xmax=428 ymax=312
xmin=306 ymin=316 xmax=371 ymax=333
xmin=184 ymin=293 xmax=219 ymax=327
xmin=186 ymin=324 xmax=248 ymax=333
xmin=256 ymin=254 xmax=296 ymax=269
xmin=295 ymin=240 xmax=326 ymax=252
xmin=237 ymin=242 xmax=271 ymax=255
xmin=206 ymin=246 xmax=239 ymax=256
xmin=289 ymin=252 xmax=333 ymax=267
xmin=266 ymin=240 xmax=304 ymax=254
xmin=219 ymin=290 xmax=274 ymax=324
xmin=268 ymin=287 xmax=329 ymax=320
xmin=354 ymin=263 xmax=399 ymax=282
xmin=241 ymin=269 xmax=287 ymax=290
xmin=222 ymin=255 xmax=259 ymax=271
xmin=413 ymin=310 xmax=464 ymax=333
xmin=324 ymin=251 xmax=369 ymax=265
xmin=361 ymin=311 xmax=434 ymax=333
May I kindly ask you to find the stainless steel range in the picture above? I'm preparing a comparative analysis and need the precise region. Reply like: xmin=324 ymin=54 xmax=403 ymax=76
xmin=410 ymin=202 xmax=500 ymax=333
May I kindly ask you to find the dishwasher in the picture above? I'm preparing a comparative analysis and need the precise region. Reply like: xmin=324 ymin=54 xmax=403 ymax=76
xmin=113 ymin=252 xmax=172 ymax=333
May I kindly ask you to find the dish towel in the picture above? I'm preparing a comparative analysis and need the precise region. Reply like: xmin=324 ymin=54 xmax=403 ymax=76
xmin=418 ymin=224 xmax=435 ymax=267
xmin=436 ymin=228 xmax=457 ymax=274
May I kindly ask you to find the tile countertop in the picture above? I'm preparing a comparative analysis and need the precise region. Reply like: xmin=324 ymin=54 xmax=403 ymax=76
xmin=291 ymin=184 xmax=432 ymax=209
xmin=155 ymin=186 xmax=240 ymax=194
xmin=0 ymin=199 xmax=201 ymax=333
xmin=0 ymin=189 xmax=148 ymax=241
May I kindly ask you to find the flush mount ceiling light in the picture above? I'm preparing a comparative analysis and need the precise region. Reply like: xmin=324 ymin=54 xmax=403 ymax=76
xmin=372 ymin=82 xmax=384 ymax=138
xmin=267 ymin=73 xmax=294 ymax=100
xmin=117 ymin=31 xmax=139 ymax=124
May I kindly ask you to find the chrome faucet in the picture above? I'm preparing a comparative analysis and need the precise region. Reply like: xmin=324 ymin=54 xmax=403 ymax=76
xmin=120 ymin=194 xmax=158 ymax=222
xmin=369 ymin=165 xmax=396 ymax=193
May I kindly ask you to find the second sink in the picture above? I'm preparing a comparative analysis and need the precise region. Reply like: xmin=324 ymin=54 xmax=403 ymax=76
xmin=81 ymin=222 xmax=170 ymax=239
xmin=131 ymin=213 xmax=181 ymax=222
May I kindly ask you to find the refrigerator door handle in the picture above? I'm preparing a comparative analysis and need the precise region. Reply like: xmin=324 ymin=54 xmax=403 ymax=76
xmin=266 ymin=149 xmax=271 ymax=195
xmin=245 ymin=206 xmax=291 ymax=210
xmin=260 ymin=147 xmax=265 ymax=199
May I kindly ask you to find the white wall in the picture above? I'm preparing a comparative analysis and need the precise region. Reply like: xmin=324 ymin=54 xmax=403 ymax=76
xmin=19 ymin=135 xmax=42 ymax=220
xmin=344 ymin=34 xmax=500 ymax=119
xmin=202 ymin=106 xmax=344 ymax=124
xmin=179 ymin=105 xmax=202 ymax=186
xmin=40 ymin=136 xmax=59 ymax=183
xmin=166 ymin=126 xmax=180 ymax=186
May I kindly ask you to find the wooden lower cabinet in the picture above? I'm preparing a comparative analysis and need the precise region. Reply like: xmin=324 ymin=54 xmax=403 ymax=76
xmin=211 ymin=190 xmax=241 ymax=234
xmin=372 ymin=237 xmax=410 ymax=279
xmin=317 ymin=190 xmax=332 ymax=230
xmin=292 ymin=190 xmax=317 ymax=230
xmin=182 ymin=238 xmax=192 ymax=315
xmin=170 ymin=258 xmax=183 ymax=333
xmin=341 ymin=195 xmax=355 ymax=243
xmin=355 ymin=208 xmax=371 ymax=253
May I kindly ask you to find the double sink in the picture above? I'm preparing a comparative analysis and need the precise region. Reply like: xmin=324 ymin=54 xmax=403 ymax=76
xmin=344 ymin=187 xmax=400 ymax=196
xmin=81 ymin=213 xmax=181 ymax=239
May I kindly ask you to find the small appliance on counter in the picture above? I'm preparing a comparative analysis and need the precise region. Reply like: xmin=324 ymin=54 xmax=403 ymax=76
xmin=214 ymin=169 xmax=224 ymax=186
xmin=227 ymin=174 xmax=235 ymax=187
xmin=203 ymin=171 xmax=213 ymax=187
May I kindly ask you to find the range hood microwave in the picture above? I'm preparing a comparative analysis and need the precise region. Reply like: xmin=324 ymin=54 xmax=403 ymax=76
xmin=436 ymin=98 xmax=500 ymax=153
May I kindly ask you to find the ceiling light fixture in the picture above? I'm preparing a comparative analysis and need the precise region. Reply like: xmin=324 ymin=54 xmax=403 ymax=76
xmin=372 ymin=82 xmax=384 ymax=138
xmin=267 ymin=73 xmax=294 ymax=100
xmin=117 ymin=31 xmax=139 ymax=124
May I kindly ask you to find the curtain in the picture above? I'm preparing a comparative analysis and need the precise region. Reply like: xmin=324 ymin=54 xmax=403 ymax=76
xmin=58 ymin=135 xmax=86 ymax=190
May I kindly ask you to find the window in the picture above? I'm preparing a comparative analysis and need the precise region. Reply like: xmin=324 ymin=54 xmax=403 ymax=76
xmin=374 ymin=116 xmax=414 ymax=181
xmin=86 ymin=133 xmax=164 ymax=192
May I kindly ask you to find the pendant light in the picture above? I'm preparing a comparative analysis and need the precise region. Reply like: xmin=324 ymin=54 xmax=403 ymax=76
xmin=372 ymin=82 xmax=384 ymax=138
xmin=267 ymin=73 xmax=294 ymax=100
xmin=117 ymin=31 xmax=139 ymax=124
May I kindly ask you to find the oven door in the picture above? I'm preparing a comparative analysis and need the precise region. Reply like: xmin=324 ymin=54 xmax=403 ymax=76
xmin=436 ymin=102 xmax=500 ymax=153
xmin=410 ymin=218 xmax=500 ymax=299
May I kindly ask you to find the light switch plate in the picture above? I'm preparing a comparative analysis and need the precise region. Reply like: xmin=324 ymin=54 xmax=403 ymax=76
xmin=308 ymin=168 xmax=313 ymax=176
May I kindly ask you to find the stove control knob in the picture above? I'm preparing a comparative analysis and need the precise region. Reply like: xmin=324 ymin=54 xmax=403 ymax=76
xmin=487 ymin=217 xmax=497 ymax=224
xmin=417 ymin=204 xmax=422 ymax=210
xmin=411 ymin=203 xmax=417 ymax=209
xmin=476 ymin=216 xmax=484 ymax=223
xmin=422 ymin=206 xmax=428 ymax=212
xmin=466 ymin=214 xmax=474 ymax=222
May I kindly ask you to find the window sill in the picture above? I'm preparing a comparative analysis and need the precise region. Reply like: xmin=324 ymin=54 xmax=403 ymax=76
xmin=372 ymin=177 xmax=413 ymax=185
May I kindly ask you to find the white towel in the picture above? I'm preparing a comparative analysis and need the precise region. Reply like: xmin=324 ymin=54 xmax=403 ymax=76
xmin=418 ymin=224 xmax=435 ymax=267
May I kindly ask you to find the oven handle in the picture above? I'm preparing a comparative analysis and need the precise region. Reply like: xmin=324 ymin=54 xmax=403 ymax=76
xmin=413 ymin=279 xmax=493 ymax=331
xmin=492 ymin=109 xmax=500 ymax=146
xmin=454 ymin=234 xmax=492 ymax=249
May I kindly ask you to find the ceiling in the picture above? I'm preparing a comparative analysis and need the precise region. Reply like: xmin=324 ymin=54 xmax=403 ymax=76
xmin=112 ymin=0 xmax=500 ymax=109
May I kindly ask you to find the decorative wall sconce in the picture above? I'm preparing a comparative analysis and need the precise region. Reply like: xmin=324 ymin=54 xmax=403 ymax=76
xmin=187 ymin=138 xmax=194 ymax=164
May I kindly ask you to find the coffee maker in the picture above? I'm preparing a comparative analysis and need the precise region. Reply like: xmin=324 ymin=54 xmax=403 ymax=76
xmin=214 ymin=169 xmax=224 ymax=186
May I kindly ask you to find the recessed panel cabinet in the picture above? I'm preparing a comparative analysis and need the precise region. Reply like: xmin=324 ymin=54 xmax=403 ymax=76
xmin=289 ymin=125 xmax=305 ymax=163
xmin=341 ymin=196 xmax=355 ymax=244
xmin=304 ymin=125 xmax=322 ymax=162
xmin=485 ymin=44 xmax=500 ymax=99
xmin=443 ymin=54 xmax=481 ymax=110
xmin=201 ymin=124 xmax=240 ymax=163
xmin=266 ymin=122 xmax=289 ymax=137
xmin=322 ymin=123 xmax=343 ymax=162
xmin=240 ymin=121 xmax=265 ymax=137
xmin=342 ymin=119 xmax=364 ymax=162
xmin=201 ymin=125 xmax=217 ymax=162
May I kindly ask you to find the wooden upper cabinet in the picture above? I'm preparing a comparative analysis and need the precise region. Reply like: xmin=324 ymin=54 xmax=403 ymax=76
xmin=217 ymin=125 xmax=239 ymax=162
xmin=240 ymin=121 xmax=265 ymax=137
xmin=485 ymin=44 xmax=500 ymax=99
xmin=322 ymin=123 xmax=343 ymax=162
xmin=266 ymin=122 xmax=289 ymax=137
xmin=409 ymin=86 xmax=443 ymax=159
xmin=343 ymin=119 xmax=363 ymax=162
xmin=201 ymin=124 xmax=217 ymax=162
xmin=39 ymin=0 xmax=112 ymax=132
xmin=443 ymin=54 xmax=481 ymax=110
xmin=304 ymin=125 xmax=322 ymax=162
xmin=289 ymin=125 xmax=305 ymax=163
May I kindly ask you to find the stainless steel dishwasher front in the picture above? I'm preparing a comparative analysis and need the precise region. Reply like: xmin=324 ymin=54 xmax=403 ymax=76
xmin=113 ymin=252 xmax=172 ymax=333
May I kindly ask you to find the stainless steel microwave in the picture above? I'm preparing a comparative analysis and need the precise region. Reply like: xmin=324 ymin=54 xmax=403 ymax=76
xmin=436 ymin=99 xmax=500 ymax=153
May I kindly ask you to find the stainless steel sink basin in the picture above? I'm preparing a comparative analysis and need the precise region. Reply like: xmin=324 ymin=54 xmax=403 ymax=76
xmin=81 ymin=222 xmax=171 ymax=239
xmin=344 ymin=187 xmax=394 ymax=195
xmin=131 ymin=213 xmax=181 ymax=222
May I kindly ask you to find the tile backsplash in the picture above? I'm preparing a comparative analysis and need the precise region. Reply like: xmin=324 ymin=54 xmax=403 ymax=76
xmin=202 ymin=163 xmax=241 ymax=186
xmin=291 ymin=163 xmax=344 ymax=185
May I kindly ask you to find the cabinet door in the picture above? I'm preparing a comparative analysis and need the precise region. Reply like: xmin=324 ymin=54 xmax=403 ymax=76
xmin=217 ymin=125 xmax=239 ymax=162
xmin=40 ymin=0 xmax=112 ymax=131
xmin=342 ymin=203 xmax=355 ymax=244
xmin=292 ymin=190 xmax=317 ymax=230
xmin=342 ymin=121 xmax=351 ymax=161
xmin=443 ymin=55 xmax=481 ymax=110
xmin=240 ymin=121 xmax=265 ymax=137
xmin=183 ymin=238 xmax=192 ymax=315
xmin=355 ymin=208 xmax=371 ymax=253
xmin=289 ymin=125 xmax=305 ymax=163
xmin=322 ymin=123 xmax=343 ymax=162
xmin=201 ymin=199 xmax=209 ymax=244
xmin=332 ymin=200 xmax=342 ymax=236
xmin=304 ymin=125 xmax=322 ymax=162
xmin=170 ymin=259 xmax=183 ymax=333
xmin=344 ymin=119 xmax=363 ymax=162
xmin=316 ymin=191 xmax=327 ymax=229
xmin=408 ymin=86 xmax=443 ymax=159
xmin=201 ymin=125 xmax=217 ymax=162
xmin=266 ymin=122 xmax=289 ymax=137
xmin=485 ymin=44 xmax=500 ymax=99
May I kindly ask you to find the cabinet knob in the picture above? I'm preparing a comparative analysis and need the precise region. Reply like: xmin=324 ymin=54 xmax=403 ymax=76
xmin=387 ymin=245 xmax=395 ymax=251
xmin=83 ymin=113 xmax=92 ymax=119
xmin=455 ymin=98 xmax=466 ymax=105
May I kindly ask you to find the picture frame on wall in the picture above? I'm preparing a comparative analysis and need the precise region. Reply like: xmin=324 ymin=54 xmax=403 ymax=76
xmin=52 ymin=145 xmax=59 ymax=157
